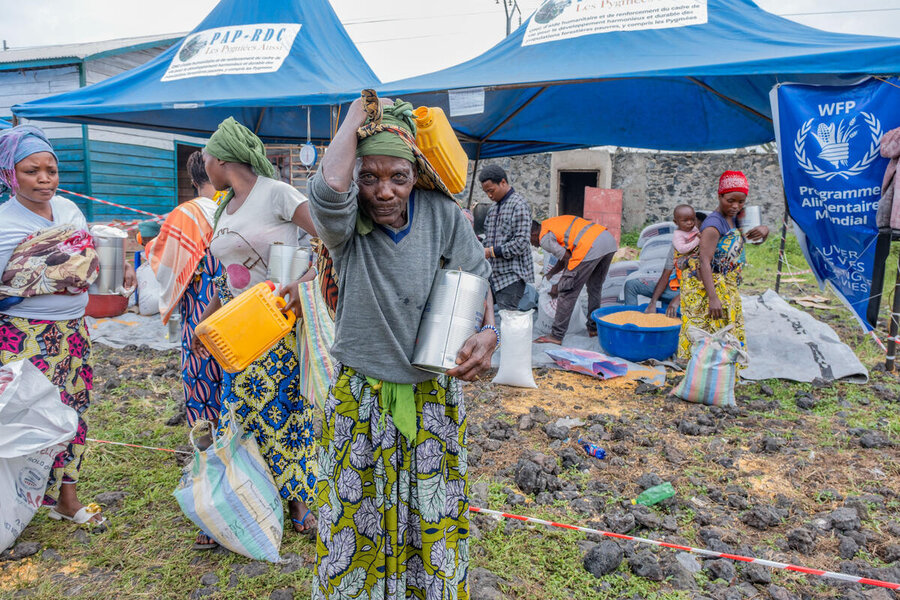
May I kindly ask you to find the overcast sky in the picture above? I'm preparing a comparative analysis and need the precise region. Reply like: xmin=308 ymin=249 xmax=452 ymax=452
xmin=1 ymin=0 xmax=899 ymax=81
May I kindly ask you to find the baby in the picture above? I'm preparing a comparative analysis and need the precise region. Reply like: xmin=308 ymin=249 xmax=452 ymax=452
xmin=672 ymin=204 xmax=699 ymax=254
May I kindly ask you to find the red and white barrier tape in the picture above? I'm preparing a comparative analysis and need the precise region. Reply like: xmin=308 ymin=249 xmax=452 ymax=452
xmin=870 ymin=331 xmax=888 ymax=352
xmin=86 ymin=437 xmax=191 ymax=455
xmin=58 ymin=188 xmax=167 ymax=220
xmin=469 ymin=506 xmax=900 ymax=590
xmin=85 ymin=436 xmax=899 ymax=590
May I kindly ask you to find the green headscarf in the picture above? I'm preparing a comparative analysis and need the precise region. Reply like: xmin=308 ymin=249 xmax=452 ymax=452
xmin=354 ymin=99 xmax=418 ymax=235
xmin=205 ymin=117 xmax=277 ymax=225
xmin=356 ymin=99 xmax=417 ymax=163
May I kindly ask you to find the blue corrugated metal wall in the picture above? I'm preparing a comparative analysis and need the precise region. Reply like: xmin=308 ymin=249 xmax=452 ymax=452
xmin=86 ymin=140 xmax=175 ymax=220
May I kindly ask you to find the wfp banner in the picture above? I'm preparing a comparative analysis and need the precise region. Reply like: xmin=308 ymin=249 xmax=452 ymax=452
xmin=771 ymin=78 xmax=900 ymax=330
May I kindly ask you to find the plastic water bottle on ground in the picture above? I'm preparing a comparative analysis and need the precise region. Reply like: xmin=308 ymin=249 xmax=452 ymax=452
xmin=577 ymin=438 xmax=606 ymax=460
xmin=632 ymin=482 xmax=676 ymax=506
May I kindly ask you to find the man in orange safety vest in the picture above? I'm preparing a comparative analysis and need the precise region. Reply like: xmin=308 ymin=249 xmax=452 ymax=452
xmin=530 ymin=215 xmax=618 ymax=344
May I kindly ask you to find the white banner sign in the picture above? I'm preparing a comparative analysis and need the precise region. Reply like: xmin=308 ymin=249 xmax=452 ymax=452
xmin=162 ymin=23 xmax=301 ymax=82
xmin=523 ymin=0 xmax=707 ymax=46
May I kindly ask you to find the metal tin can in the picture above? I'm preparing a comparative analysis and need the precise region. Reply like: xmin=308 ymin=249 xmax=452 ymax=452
xmin=89 ymin=236 xmax=125 ymax=294
xmin=267 ymin=243 xmax=298 ymax=284
xmin=289 ymin=248 xmax=311 ymax=281
xmin=412 ymin=270 xmax=489 ymax=374
xmin=167 ymin=312 xmax=181 ymax=341
xmin=740 ymin=206 xmax=762 ymax=231
xmin=268 ymin=243 xmax=311 ymax=284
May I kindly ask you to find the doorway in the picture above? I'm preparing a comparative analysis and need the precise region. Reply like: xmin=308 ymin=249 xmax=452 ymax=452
xmin=175 ymin=143 xmax=203 ymax=205
xmin=558 ymin=170 xmax=599 ymax=217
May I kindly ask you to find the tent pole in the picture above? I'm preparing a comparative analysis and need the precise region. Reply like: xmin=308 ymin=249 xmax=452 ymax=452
xmin=887 ymin=250 xmax=900 ymax=371
xmin=774 ymin=190 xmax=789 ymax=295
xmin=254 ymin=108 xmax=267 ymax=134
xmin=467 ymin=143 xmax=483 ymax=209
xmin=686 ymin=77 xmax=772 ymax=123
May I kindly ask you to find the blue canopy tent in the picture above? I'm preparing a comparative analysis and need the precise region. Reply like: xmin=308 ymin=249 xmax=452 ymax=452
xmin=379 ymin=0 xmax=900 ymax=159
xmin=12 ymin=0 xmax=379 ymax=143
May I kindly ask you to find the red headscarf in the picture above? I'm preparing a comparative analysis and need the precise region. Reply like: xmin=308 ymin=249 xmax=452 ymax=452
xmin=718 ymin=170 xmax=749 ymax=196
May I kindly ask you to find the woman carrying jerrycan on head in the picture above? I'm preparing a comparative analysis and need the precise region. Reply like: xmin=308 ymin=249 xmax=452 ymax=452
xmin=191 ymin=117 xmax=319 ymax=549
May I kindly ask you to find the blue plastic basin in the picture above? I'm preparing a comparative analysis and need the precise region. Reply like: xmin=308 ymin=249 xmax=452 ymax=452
xmin=591 ymin=305 xmax=681 ymax=362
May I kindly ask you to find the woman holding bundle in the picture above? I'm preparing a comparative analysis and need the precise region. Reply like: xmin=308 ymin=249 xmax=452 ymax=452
xmin=0 ymin=125 xmax=134 ymax=528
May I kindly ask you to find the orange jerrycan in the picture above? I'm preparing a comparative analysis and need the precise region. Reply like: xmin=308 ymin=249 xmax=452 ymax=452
xmin=413 ymin=106 xmax=468 ymax=194
xmin=195 ymin=281 xmax=295 ymax=373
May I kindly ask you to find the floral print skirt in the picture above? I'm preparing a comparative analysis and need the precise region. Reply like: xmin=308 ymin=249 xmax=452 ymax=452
xmin=0 ymin=315 xmax=92 ymax=505
xmin=213 ymin=273 xmax=316 ymax=503
xmin=313 ymin=365 xmax=469 ymax=600
xmin=678 ymin=269 xmax=746 ymax=363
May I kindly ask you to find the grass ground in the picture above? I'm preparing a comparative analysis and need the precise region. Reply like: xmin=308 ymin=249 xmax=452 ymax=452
xmin=0 ymin=233 xmax=898 ymax=600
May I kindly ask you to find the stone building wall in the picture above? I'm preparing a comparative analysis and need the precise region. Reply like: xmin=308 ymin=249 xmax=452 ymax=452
xmin=458 ymin=149 xmax=785 ymax=231
xmin=611 ymin=148 xmax=784 ymax=230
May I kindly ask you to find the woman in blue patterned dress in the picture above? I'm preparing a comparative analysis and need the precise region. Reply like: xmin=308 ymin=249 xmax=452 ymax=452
xmin=146 ymin=151 xmax=225 ymax=549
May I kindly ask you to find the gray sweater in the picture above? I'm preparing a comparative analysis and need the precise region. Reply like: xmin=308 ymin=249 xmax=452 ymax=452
xmin=309 ymin=173 xmax=491 ymax=384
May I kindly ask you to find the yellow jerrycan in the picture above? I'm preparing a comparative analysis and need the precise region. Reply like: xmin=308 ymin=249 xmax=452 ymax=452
xmin=413 ymin=106 xmax=468 ymax=194
xmin=195 ymin=281 xmax=296 ymax=373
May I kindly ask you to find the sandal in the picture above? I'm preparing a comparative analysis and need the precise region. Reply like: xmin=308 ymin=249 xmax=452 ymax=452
xmin=193 ymin=532 xmax=218 ymax=550
xmin=48 ymin=503 xmax=107 ymax=529
xmin=292 ymin=509 xmax=317 ymax=538
xmin=534 ymin=335 xmax=562 ymax=345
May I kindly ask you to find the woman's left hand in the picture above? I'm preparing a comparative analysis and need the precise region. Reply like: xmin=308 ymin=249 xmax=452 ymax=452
xmin=123 ymin=262 xmax=136 ymax=289
xmin=447 ymin=330 xmax=497 ymax=381
xmin=746 ymin=225 xmax=769 ymax=243
xmin=279 ymin=280 xmax=303 ymax=317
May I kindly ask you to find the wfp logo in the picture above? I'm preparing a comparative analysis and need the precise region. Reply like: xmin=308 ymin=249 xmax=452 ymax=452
xmin=794 ymin=101 xmax=882 ymax=181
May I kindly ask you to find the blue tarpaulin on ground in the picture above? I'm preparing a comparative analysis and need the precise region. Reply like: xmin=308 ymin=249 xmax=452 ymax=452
xmin=12 ymin=0 xmax=378 ymax=143
xmin=379 ymin=0 xmax=900 ymax=157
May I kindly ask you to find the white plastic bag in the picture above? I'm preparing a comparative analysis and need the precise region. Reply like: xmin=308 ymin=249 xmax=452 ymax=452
xmin=492 ymin=310 xmax=537 ymax=388
xmin=0 ymin=361 xmax=78 ymax=552
xmin=136 ymin=262 xmax=160 ymax=316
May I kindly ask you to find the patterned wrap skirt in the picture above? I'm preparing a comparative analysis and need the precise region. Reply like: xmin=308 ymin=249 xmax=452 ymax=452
xmin=180 ymin=255 xmax=224 ymax=426
xmin=313 ymin=364 xmax=469 ymax=600
xmin=0 ymin=315 xmax=92 ymax=505
xmin=214 ymin=274 xmax=316 ymax=503
xmin=678 ymin=269 xmax=746 ymax=361
xmin=678 ymin=227 xmax=746 ymax=363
